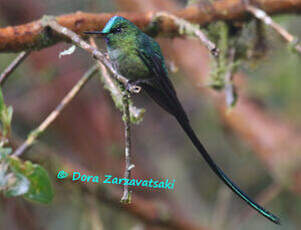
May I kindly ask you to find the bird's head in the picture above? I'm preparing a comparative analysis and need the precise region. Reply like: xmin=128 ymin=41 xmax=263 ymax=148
xmin=84 ymin=16 xmax=139 ymax=47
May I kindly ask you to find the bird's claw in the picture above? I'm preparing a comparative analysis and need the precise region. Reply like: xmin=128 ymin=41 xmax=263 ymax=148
xmin=126 ymin=81 xmax=141 ymax=93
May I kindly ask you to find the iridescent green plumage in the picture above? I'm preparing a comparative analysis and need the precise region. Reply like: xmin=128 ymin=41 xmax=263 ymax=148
xmin=84 ymin=16 xmax=280 ymax=225
xmin=103 ymin=16 xmax=167 ymax=82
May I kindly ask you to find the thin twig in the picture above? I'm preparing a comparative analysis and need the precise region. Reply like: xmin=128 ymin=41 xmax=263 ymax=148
xmin=245 ymin=4 xmax=301 ymax=54
xmin=0 ymin=51 xmax=31 ymax=86
xmin=154 ymin=12 xmax=219 ymax=56
xmin=42 ymin=16 xmax=141 ymax=93
xmin=121 ymin=92 xmax=134 ymax=203
xmin=12 ymin=65 xmax=98 ymax=157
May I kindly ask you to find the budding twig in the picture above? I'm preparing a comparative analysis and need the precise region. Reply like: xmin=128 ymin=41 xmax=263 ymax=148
xmin=0 ymin=51 xmax=31 ymax=86
xmin=12 ymin=65 xmax=98 ymax=157
xmin=245 ymin=4 xmax=301 ymax=54
xmin=154 ymin=12 xmax=219 ymax=57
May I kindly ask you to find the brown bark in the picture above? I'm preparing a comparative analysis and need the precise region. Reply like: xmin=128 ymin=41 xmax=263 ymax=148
xmin=0 ymin=0 xmax=301 ymax=52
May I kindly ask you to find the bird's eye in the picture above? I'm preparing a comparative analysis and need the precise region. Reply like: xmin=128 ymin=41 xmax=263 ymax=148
xmin=112 ymin=27 xmax=122 ymax=34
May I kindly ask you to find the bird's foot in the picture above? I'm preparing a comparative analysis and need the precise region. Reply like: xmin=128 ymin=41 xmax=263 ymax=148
xmin=126 ymin=80 xmax=142 ymax=93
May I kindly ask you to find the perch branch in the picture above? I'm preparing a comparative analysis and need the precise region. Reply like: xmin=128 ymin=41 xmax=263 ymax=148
xmin=12 ymin=65 xmax=98 ymax=157
xmin=245 ymin=4 xmax=301 ymax=54
xmin=1 ymin=0 xmax=301 ymax=52
xmin=120 ymin=93 xmax=135 ymax=203
xmin=0 ymin=51 xmax=31 ymax=86
xmin=92 ymin=36 xmax=137 ymax=201
xmin=91 ymin=37 xmax=139 ymax=201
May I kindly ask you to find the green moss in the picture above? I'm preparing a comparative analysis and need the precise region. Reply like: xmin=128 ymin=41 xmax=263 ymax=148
xmin=207 ymin=21 xmax=229 ymax=90
xmin=98 ymin=69 xmax=145 ymax=124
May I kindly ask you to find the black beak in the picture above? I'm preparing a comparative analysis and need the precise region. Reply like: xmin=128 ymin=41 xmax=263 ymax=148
xmin=84 ymin=31 xmax=108 ymax=36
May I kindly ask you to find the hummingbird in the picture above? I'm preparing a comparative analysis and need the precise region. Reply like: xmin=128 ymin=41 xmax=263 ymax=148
xmin=84 ymin=16 xmax=280 ymax=224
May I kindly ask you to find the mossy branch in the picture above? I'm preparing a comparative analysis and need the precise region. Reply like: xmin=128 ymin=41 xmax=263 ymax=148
xmin=154 ymin=12 xmax=219 ymax=56
xmin=1 ymin=0 xmax=301 ymax=52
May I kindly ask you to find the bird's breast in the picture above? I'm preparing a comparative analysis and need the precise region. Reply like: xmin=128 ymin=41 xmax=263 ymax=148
xmin=108 ymin=47 xmax=150 ymax=81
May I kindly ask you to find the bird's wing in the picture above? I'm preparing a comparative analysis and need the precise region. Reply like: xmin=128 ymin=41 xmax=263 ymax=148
xmin=135 ymin=46 xmax=188 ymax=122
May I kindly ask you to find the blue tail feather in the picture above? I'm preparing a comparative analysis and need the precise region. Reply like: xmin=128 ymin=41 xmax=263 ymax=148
xmin=177 ymin=117 xmax=280 ymax=224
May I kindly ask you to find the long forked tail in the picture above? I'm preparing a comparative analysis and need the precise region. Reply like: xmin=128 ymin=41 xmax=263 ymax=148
xmin=176 ymin=117 xmax=280 ymax=224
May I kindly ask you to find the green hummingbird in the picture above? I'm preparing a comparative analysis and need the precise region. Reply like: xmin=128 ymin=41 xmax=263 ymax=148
xmin=84 ymin=16 xmax=280 ymax=224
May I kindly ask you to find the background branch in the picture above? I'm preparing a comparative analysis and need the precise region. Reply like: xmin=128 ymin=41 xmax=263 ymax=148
xmin=12 ymin=65 xmax=98 ymax=157
xmin=154 ymin=12 xmax=219 ymax=56
xmin=245 ymin=4 xmax=301 ymax=54
xmin=0 ymin=51 xmax=31 ymax=85
xmin=0 ymin=0 xmax=301 ymax=52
